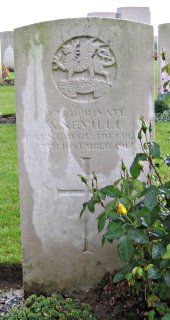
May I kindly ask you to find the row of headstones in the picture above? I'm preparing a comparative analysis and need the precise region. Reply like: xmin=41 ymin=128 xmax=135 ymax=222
xmin=0 ymin=6 xmax=151 ymax=76
xmin=5 ymin=17 xmax=170 ymax=296
xmin=0 ymin=31 xmax=14 ymax=70
xmin=1 ymin=21 xmax=170 ymax=94
xmin=88 ymin=6 xmax=151 ymax=24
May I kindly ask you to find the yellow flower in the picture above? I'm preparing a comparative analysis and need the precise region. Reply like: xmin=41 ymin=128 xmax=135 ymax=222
xmin=117 ymin=203 xmax=127 ymax=215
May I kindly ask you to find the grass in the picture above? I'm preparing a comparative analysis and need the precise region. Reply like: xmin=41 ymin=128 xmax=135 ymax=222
xmin=0 ymin=124 xmax=21 ymax=263
xmin=0 ymin=122 xmax=169 ymax=264
xmin=10 ymin=72 xmax=15 ymax=80
xmin=0 ymin=86 xmax=16 ymax=115
xmin=155 ymin=122 xmax=170 ymax=178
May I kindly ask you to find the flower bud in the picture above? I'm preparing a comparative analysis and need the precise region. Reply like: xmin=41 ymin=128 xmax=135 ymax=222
xmin=149 ymin=121 xmax=152 ymax=134
xmin=138 ymin=130 xmax=142 ymax=141
xmin=138 ymin=160 xmax=144 ymax=170
xmin=142 ymin=120 xmax=147 ymax=134
xmin=121 ymin=161 xmax=126 ymax=172
xmin=80 ymin=176 xmax=87 ymax=184
xmin=117 ymin=203 xmax=127 ymax=215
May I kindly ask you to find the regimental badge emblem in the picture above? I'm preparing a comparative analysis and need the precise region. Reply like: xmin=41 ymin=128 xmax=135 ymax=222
xmin=52 ymin=36 xmax=117 ymax=102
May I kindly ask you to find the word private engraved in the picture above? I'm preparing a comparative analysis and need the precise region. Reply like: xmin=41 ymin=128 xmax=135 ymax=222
xmin=52 ymin=37 xmax=116 ymax=102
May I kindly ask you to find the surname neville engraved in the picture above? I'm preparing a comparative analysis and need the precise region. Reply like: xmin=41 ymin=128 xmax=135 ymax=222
xmin=52 ymin=36 xmax=116 ymax=102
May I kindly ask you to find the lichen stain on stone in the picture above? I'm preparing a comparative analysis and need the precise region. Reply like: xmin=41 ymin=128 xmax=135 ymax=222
xmin=22 ymin=33 xmax=58 ymax=250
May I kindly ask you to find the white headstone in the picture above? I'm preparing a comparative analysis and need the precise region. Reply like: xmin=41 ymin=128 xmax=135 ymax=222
xmin=1 ymin=31 xmax=14 ymax=70
xmin=14 ymin=18 xmax=154 ymax=295
xmin=158 ymin=24 xmax=170 ymax=95
xmin=117 ymin=7 xmax=151 ymax=24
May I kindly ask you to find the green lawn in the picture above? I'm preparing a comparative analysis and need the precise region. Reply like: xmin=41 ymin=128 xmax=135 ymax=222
xmin=0 ymin=124 xmax=21 ymax=263
xmin=155 ymin=122 xmax=170 ymax=156
xmin=155 ymin=122 xmax=170 ymax=178
xmin=0 ymin=122 xmax=169 ymax=264
xmin=0 ymin=86 xmax=16 ymax=115
xmin=10 ymin=72 xmax=15 ymax=81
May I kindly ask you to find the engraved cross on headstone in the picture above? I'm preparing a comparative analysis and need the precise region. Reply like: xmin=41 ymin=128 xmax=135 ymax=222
xmin=57 ymin=157 xmax=92 ymax=254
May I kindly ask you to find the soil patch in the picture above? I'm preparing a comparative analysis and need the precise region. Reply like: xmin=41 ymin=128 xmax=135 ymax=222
xmin=0 ymin=264 xmax=22 ymax=290
xmin=0 ymin=114 xmax=16 ymax=124
xmin=0 ymin=266 xmax=166 ymax=319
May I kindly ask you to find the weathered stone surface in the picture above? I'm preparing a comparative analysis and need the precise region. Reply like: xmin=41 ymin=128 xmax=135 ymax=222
xmin=14 ymin=18 xmax=154 ymax=295
xmin=1 ymin=31 xmax=14 ymax=70
xmin=117 ymin=7 xmax=151 ymax=24
xmin=87 ymin=12 xmax=117 ymax=18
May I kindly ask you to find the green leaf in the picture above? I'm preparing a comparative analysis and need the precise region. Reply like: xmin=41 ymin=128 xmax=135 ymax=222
xmin=163 ymin=235 xmax=170 ymax=246
xmin=149 ymin=142 xmax=161 ymax=158
xmin=149 ymin=228 xmax=166 ymax=239
xmin=128 ymin=227 xmax=149 ymax=243
xmin=137 ymin=267 xmax=144 ymax=277
xmin=98 ymin=190 xmax=106 ymax=200
xmin=137 ymin=207 xmax=152 ymax=227
xmin=104 ymin=200 xmax=116 ymax=215
xmin=147 ymin=310 xmax=155 ymax=320
xmin=159 ymin=186 xmax=170 ymax=197
xmin=150 ymin=206 xmax=161 ymax=223
xmin=117 ymin=235 xmax=134 ymax=263
xmin=147 ymin=266 xmax=161 ymax=279
xmin=130 ymin=191 xmax=143 ymax=201
xmin=144 ymin=186 xmax=159 ymax=211
xmin=133 ymin=179 xmax=145 ymax=192
xmin=130 ymin=153 xmax=147 ymax=179
xmin=163 ymin=79 xmax=170 ymax=88
xmin=107 ymin=210 xmax=123 ymax=221
xmin=107 ymin=220 xmax=122 ymax=231
xmin=130 ymin=162 xmax=141 ymax=179
xmin=97 ymin=213 xmax=106 ymax=232
xmin=152 ymin=243 xmax=167 ymax=259
xmin=138 ymin=216 xmax=151 ymax=228
xmin=163 ymin=272 xmax=170 ymax=287
xmin=125 ymin=272 xmax=133 ymax=280
xmin=113 ymin=178 xmax=122 ymax=186
xmin=80 ymin=202 xmax=88 ymax=217
xmin=121 ymin=264 xmax=134 ymax=274
xmin=161 ymin=314 xmax=170 ymax=320
xmin=165 ymin=181 xmax=170 ymax=189
xmin=101 ymin=185 xmax=121 ymax=198
xmin=162 ymin=216 xmax=170 ymax=232
xmin=160 ymin=259 xmax=170 ymax=270
xmin=162 ymin=62 xmax=170 ymax=74
xmin=105 ymin=221 xmax=123 ymax=240
xmin=113 ymin=272 xmax=125 ymax=283
xmin=87 ymin=199 xmax=95 ymax=213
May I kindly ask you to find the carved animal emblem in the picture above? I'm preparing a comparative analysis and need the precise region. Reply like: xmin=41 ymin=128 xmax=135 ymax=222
xmin=53 ymin=38 xmax=115 ymax=82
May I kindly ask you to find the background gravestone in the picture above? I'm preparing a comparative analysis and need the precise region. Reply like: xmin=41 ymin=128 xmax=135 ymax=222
xmin=88 ymin=7 xmax=151 ymax=24
xmin=158 ymin=24 xmax=170 ymax=95
xmin=0 ymin=36 xmax=2 ymax=81
xmin=1 ymin=31 xmax=14 ymax=70
xmin=117 ymin=7 xmax=151 ymax=24
xmin=14 ymin=18 xmax=154 ymax=295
